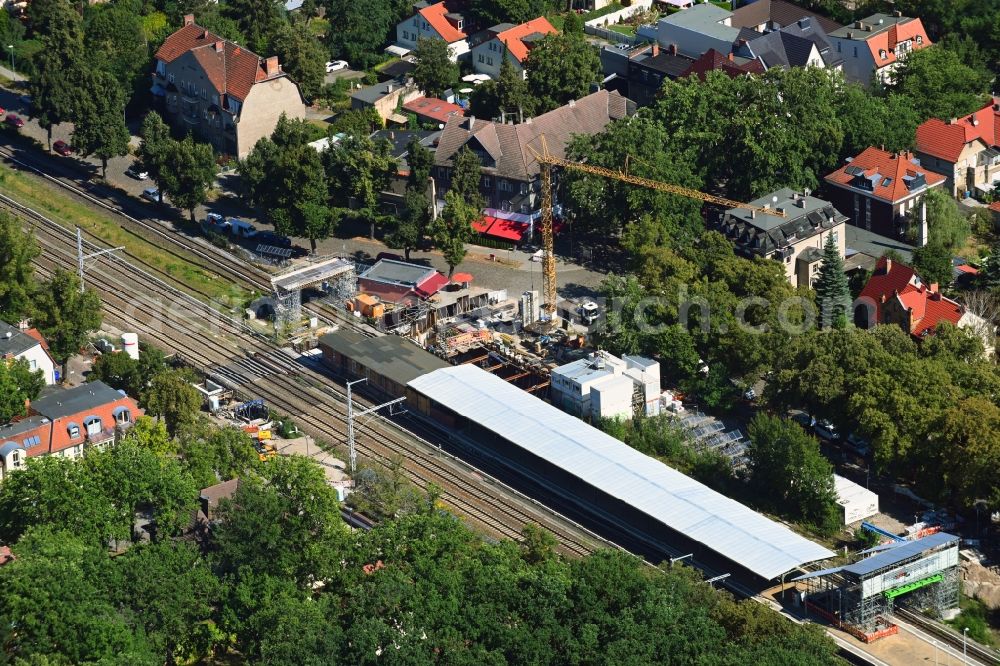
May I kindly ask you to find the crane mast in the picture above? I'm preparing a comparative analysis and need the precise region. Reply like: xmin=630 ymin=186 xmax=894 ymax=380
xmin=529 ymin=138 xmax=785 ymax=318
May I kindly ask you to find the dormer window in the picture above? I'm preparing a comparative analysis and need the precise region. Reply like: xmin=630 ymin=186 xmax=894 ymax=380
xmin=879 ymin=49 xmax=887 ymax=60
xmin=113 ymin=407 xmax=131 ymax=425
xmin=67 ymin=423 xmax=80 ymax=439
xmin=915 ymin=35 xmax=922 ymax=44
xmin=84 ymin=416 xmax=102 ymax=436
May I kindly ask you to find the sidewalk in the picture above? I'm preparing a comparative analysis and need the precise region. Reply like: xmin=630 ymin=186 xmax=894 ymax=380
xmin=0 ymin=63 xmax=26 ymax=83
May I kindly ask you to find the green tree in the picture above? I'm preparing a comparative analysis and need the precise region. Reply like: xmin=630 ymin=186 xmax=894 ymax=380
xmin=448 ymin=145 xmax=484 ymax=208
xmin=885 ymin=46 xmax=991 ymax=121
xmin=747 ymin=414 xmax=839 ymax=534
xmin=240 ymin=116 xmax=334 ymax=251
xmin=0 ymin=358 xmax=44 ymax=423
xmin=224 ymin=0 xmax=282 ymax=54
xmin=160 ymin=135 xmax=217 ymax=222
xmin=88 ymin=345 xmax=166 ymax=398
xmin=31 ymin=269 xmax=102 ymax=365
xmin=271 ymin=23 xmax=326 ymax=101
xmin=432 ymin=190 xmax=475 ymax=276
xmin=325 ymin=0 xmax=406 ymax=69
xmin=919 ymin=187 xmax=970 ymax=249
xmin=176 ymin=423 xmax=260 ymax=488
xmin=911 ymin=240 xmax=954 ymax=287
xmin=71 ymin=69 xmax=130 ymax=178
xmin=814 ymin=233 xmax=851 ymax=328
xmin=0 ymin=527 xmax=158 ymax=664
xmin=213 ymin=455 xmax=346 ymax=586
xmin=138 ymin=112 xmax=173 ymax=204
xmin=413 ymin=37 xmax=459 ymax=99
xmin=83 ymin=3 xmax=148 ymax=97
xmin=525 ymin=32 xmax=599 ymax=113
xmin=469 ymin=0 xmax=549 ymax=26
xmin=0 ymin=210 xmax=39 ymax=322
xmin=142 ymin=369 xmax=201 ymax=436
xmin=406 ymin=135 xmax=434 ymax=189
xmin=469 ymin=56 xmax=534 ymax=121
xmin=122 ymin=416 xmax=175 ymax=458
xmin=323 ymin=132 xmax=395 ymax=239
xmin=108 ymin=540 xmax=220 ymax=664
xmin=27 ymin=0 xmax=85 ymax=149
xmin=386 ymin=187 xmax=429 ymax=260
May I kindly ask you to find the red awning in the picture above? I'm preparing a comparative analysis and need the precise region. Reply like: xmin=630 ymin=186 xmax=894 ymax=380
xmin=472 ymin=216 xmax=495 ymax=234
xmin=415 ymin=272 xmax=449 ymax=298
xmin=451 ymin=272 xmax=473 ymax=283
xmin=486 ymin=217 xmax=529 ymax=242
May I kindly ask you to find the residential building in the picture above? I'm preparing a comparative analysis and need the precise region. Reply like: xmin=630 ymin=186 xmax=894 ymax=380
xmin=824 ymin=147 xmax=945 ymax=243
xmin=730 ymin=0 xmax=842 ymax=34
xmin=0 ymin=321 xmax=55 ymax=385
xmin=713 ymin=187 xmax=847 ymax=288
xmin=394 ymin=1 xmax=469 ymax=61
xmin=403 ymin=96 xmax=465 ymax=126
xmin=856 ymin=256 xmax=991 ymax=348
xmin=682 ymin=48 xmax=765 ymax=79
xmin=914 ymin=100 xmax=1000 ymax=198
xmin=826 ymin=12 xmax=931 ymax=86
xmin=471 ymin=17 xmax=558 ymax=79
xmin=152 ymin=15 xmax=306 ymax=159
xmin=550 ymin=351 xmax=661 ymax=421
xmin=655 ymin=3 xmax=741 ymax=58
xmin=0 ymin=381 xmax=141 ymax=480
xmin=433 ymin=89 xmax=636 ymax=214
xmin=602 ymin=43 xmax=693 ymax=106
xmin=358 ymin=259 xmax=450 ymax=305
xmin=731 ymin=17 xmax=843 ymax=71
xmin=351 ymin=77 xmax=422 ymax=123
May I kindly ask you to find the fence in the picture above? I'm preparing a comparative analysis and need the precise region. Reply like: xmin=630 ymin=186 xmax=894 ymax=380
xmin=583 ymin=0 xmax=655 ymax=27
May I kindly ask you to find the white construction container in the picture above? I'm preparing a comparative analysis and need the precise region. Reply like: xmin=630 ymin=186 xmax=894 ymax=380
xmin=835 ymin=474 xmax=879 ymax=524
xmin=120 ymin=332 xmax=139 ymax=360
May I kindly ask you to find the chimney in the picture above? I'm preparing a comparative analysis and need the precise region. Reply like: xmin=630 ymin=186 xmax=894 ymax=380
xmin=929 ymin=282 xmax=938 ymax=294
xmin=750 ymin=209 xmax=755 ymax=219
xmin=568 ymin=99 xmax=575 ymax=107
xmin=234 ymin=46 xmax=241 ymax=56
xmin=264 ymin=56 xmax=279 ymax=76
xmin=948 ymin=117 xmax=957 ymax=125
xmin=796 ymin=198 xmax=806 ymax=208
xmin=651 ymin=43 xmax=659 ymax=57
xmin=667 ymin=43 xmax=677 ymax=56
xmin=4 ymin=331 xmax=10 ymax=339
xmin=387 ymin=83 xmax=393 ymax=93
xmin=880 ymin=293 xmax=887 ymax=304
xmin=884 ymin=258 xmax=892 ymax=273
xmin=468 ymin=115 xmax=475 ymax=130
xmin=183 ymin=13 xmax=194 ymax=26
xmin=214 ymin=41 xmax=224 ymax=53
xmin=727 ymin=51 xmax=734 ymax=61
xmin=893 ymin=9 xmax=902 ymax=17
xmin=846 ymin=31 xmax=853 ymax=39
xmin=972 ymin=117 xmax=980 ymax=126
xmin=855 ymin=20 xmax=863 ymax=29
xmin=776 ymin=206 xmax=785 ymax=215
xmin=200 ymin=29 xmax=209 ymax=39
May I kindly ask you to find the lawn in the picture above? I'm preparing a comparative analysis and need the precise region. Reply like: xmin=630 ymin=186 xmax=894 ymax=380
xmin=0 ymin=162 xmax=249 ymax=305
xmin=608 ymin=24 xmax=636 ymax=36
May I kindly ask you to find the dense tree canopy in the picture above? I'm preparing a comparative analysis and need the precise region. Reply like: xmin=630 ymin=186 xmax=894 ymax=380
xmin=31 ymin=269 xmax=102 ymax=364
xmin=412 ymin=37 xmax=459 ymax=99
xmin=525 ymin=32 xmax=600 ymax=113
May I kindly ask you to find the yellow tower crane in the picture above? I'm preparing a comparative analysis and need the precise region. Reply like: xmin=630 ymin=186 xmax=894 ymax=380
xmin=527 ymin=136 xmax=786 ymax=317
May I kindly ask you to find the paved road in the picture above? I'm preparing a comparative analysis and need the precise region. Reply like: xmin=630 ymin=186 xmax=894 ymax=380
xmin=0 ymin=83 xmax=609 ymax=301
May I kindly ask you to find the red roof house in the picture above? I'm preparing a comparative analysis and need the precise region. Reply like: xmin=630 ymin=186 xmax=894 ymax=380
xmin=403 ymin=97 xmax=465 ymax=126
xmin=153 ymin=15 xmax=305 ymax=158
xmin=823 ymin=147 xmax=945 ymax=243
xmin=0 ymin=381 xmax=142 ymax=480
xmin=856 ymin=256 xmax=983 ymax=340
xmin=471 ymin=17 xmax=557 ymax=77
xmin=827 ymin=13 xmax=931 ymax=87
xmin=394 ymin=2 xmax=469 ymax=58
xmin=914 ymin=100 xmax=1000 ymax=197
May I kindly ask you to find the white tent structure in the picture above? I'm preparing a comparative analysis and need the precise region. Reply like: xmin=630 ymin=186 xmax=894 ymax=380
xmin=834 ymin=474 xmax=879 ymax=525
xmin=409 ymin=365 xmax=835 ymax=579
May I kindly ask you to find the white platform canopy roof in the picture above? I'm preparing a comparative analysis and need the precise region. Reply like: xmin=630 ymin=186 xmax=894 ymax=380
xmin=409 ymin=365 xmax=835 ymax=579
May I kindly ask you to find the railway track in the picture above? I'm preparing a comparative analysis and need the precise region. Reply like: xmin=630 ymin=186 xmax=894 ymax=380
xmin=18 ymin=191 xmax=599 ymax=558
xmin=895 ymin=607 xmax=1000 ymax=665
xmin=0 ymin=143 xmax=365 ymax=332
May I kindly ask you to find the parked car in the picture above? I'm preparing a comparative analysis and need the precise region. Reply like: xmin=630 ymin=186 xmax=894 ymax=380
xmin=5 ymin=114 xmax=23 ymax=129
xmin=52 ymin=140 xmax=72 ymax=156
xmin=743 ymin=387 xmax=757 ymax=401
xmin=256 ymin=230 xmax=291 ymax=248
xmin=141 ymin=187 xmax=160 ymax=202
xmin=18 ymin=95 xmax=31 ymax=108
xmin=846 ymin=433 xmax=871 ymax=457
xmin=790 ymin=411 xmax=814 ymax=430
xmin=126 ymin=164 xmax=149 ymax=180
xmin=326 ymin=60 xmax=348 ymax=73
xmin=813 ymin=419 xmax=840 ymax=441
xmin=229 ymin=218 xmax=257 ymax=238
xmin=202 ymin=213 xmax=230 ymax=235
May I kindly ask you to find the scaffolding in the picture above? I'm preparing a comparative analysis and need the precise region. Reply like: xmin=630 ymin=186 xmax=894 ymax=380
xmin=271 ymin=256 xmax=356 ymax=324
xmin=794 ymin=532 xmax=960 ymax=639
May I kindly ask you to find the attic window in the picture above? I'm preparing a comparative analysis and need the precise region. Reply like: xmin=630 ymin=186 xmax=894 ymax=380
xmin=881 ymin=177 xmax=892 ymax=187
xmin=915 ymin=35 xmax=922 ymax=44
xmin=879 ymin=49 xmax=887 ymax=60
xmin=67 ymin=423 xmax=80 ymax=439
